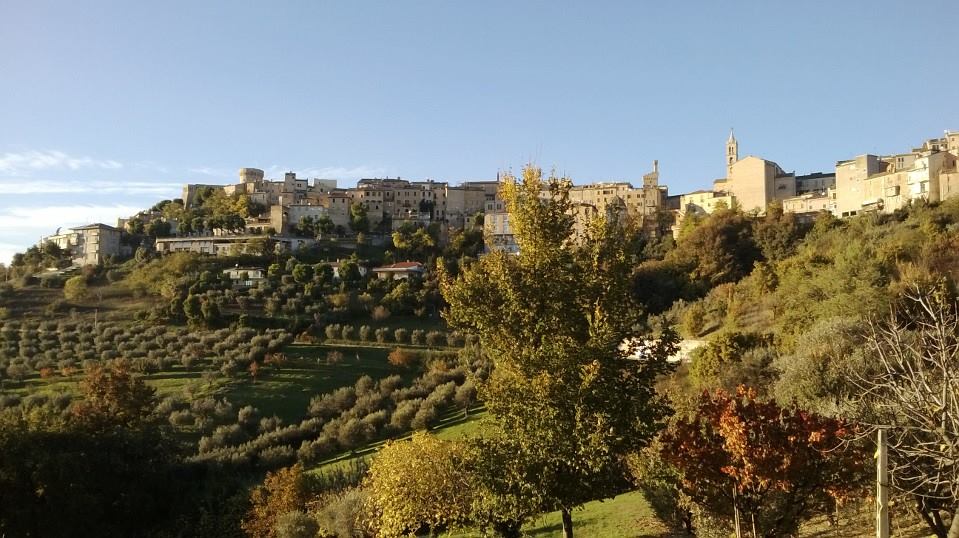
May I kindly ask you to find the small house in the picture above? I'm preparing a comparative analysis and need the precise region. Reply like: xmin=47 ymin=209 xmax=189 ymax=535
xmin=371 ymin=261 xmax=426 ymax=280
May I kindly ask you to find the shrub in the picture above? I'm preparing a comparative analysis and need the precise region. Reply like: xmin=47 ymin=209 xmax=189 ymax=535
xmin=274 ymin=511 xmax=319 ymax=538
xmin=372 ymin=306 xmax=391 ymax=321
xmin=358 ymin=325 xmax=372 ymax=342
xmin=326 ymin=350 xmax=344 ymax=365
xmin=341 ymin=326 xmax=355 ymax=341
xmin=337 ymin=418 xmax=371 ymax=449
xmin=393 ymin=328 xmax=408 ymax=344
xmin=410 ymin=401 xmax=438 ymax=430
xmin=238 ymin=405 xmax=261 ymax=428
xmin=389 ymin=398 xmax=421 ymax=432
xmin=374 ymin=327 xmax=390 ymax=343
xmin=447 ymin=331 xmax=465 ymax=347
xmin=410 ymin=330 xmax=425 ymax=346
xmin=387 ymin=348 xmax=418 ymax=368
xmin=63 ymin=276 xmax=88 ymax=301
xmin=682 ymin=301 xmax=707 ymax=337
xmin=354 ymin=375 xmax=375 ymax=396
xmin=324 ymin=324 xmax=341 ymax=340
xmin=424 ymin=331 xmax=445 ymax=347
xmin=169 ymin=409 xmax=195 ymax=427
xmin=312 ymin=488 xmax=371 ymax=538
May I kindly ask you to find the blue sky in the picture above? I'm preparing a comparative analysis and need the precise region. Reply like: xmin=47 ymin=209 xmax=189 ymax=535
xmin=2 ymin=0 xmax=958 ymax=263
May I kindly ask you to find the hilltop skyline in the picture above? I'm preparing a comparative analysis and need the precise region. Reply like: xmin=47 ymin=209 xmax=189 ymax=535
xmin=3 ymin=0 xmax=959 ymax=263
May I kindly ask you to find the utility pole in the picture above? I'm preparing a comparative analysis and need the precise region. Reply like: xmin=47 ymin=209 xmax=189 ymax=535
xmin=876 ymin=428 xmax=889 ymax=538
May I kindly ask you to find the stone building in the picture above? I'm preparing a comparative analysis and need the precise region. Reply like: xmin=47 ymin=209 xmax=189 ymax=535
xmin=183 ymin=168 xmax=338 ymax=208
xmin=673 ymin=132 xmax=836 ymax=228
xmin=41 ymin=223 xmax=122 ymax=266
xmin=711 ymin=131 xmax=803 ymax=213
xmin=483 ymin=199 xmax=519 ymax=254
xmin=483 ymin=161 xmax=669 ymax=252
xmin=155 ymin=234 xmax=312 ymax=256
xmin=832 ymin=133 xmax=959 ymax=217
xmin=270 ymin=204 xmax=331 ymax=235
xmin=349 ymin=177 xmax=489 ymax=231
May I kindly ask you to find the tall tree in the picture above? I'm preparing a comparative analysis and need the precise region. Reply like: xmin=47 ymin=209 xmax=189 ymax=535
xmin=442 ymin=166 xmax=677 ymax=538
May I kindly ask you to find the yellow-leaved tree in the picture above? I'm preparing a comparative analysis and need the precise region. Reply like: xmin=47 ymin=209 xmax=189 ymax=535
xmin=365 ymin=432 xmax=474 ymax=536
xmin=441 ymin=166 xmax=678 ymax=538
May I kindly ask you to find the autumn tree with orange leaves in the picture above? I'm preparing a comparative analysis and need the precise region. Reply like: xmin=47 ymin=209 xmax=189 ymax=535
xmin=660 ymin=386 xmax=868 ymax=537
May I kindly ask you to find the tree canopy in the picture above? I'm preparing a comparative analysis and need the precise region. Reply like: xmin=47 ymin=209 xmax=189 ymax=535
xmin=442 ymin=166 xmax=677 ymax=537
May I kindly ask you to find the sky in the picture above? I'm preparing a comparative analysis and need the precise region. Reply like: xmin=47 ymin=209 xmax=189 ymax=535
xmin=2 ymin=0 xmax=958 ymax=264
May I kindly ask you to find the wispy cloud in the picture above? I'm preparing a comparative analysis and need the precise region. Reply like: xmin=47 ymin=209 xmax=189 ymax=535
xmin=0 ymin=178 xmax=183 ymax=196
xmin=0 ymin=204 xmax=143 ymax=233
xmin=188 ymin=166 xmax=232 ymax=177
xmin=0 ymin=150 xmax=123 ymax=174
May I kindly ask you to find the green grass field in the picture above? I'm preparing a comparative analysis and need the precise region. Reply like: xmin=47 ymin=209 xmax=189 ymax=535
xmin=4 ymin=343 xmax=419 ymax=425
xmin=443 ymin=491 xmax=677 ymax=538
xmin=225 ymin=343 xmax=411 ymax=420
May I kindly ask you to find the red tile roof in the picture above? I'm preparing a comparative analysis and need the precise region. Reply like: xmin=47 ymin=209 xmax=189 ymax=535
xmin=372 ymin=261 xmax=425 ymax=271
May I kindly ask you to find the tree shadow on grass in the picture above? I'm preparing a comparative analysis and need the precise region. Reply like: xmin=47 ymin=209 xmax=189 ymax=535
xmin=142 ymin=371 xmax=200 ymax=381
xmin=523 ymin=517 xmax=682 ymax=537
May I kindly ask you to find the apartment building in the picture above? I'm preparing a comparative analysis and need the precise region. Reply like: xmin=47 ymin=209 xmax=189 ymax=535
xmin=41 ymin=223 xmax=122 ymax=266
xmin=833 ymin=133 xmax=959 ymax=217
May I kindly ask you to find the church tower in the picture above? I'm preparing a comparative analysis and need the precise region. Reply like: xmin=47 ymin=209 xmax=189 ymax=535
xmin=726 ymin=129 xmax=739 ymax=174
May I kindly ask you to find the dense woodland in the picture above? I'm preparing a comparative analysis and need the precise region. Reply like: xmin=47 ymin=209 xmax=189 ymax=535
xmin=2 ymin=167 xmax=959 ymax=537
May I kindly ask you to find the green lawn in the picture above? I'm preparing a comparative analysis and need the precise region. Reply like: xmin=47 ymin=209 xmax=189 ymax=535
xmin=443 ymin=491 xmax=678 ymax=538
xmin=7 ymin=367 xmax=214 ymax=399
xmin=525 ymin=493 xmax=677 ymax=538
xmin=4 ymin=343 xmax=418 ymax=425
xmin=306 ymin=411 xmax=679 ymax=538
xmin=225 ymin=343 xmax=413 ymax=421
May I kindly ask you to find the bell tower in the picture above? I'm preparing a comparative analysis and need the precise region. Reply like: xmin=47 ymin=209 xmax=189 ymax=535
xmin=726 ymin=129 xmax=739 ymax=174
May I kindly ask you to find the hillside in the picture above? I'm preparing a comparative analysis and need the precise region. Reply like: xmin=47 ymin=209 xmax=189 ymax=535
xmin=3 ymin=193 xmax=959 ymax=537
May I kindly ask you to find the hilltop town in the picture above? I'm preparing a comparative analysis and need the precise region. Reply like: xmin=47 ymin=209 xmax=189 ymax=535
xmin=30 ymin=129 xmax=959 ymax=267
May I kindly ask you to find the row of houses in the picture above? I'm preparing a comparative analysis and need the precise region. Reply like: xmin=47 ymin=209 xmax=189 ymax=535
xmin=484 ymin=129 xmax=959 ymax=250
xmin=181 ymin=168 xmax=499 ymax=238
xmin=222 ymin=261 xmax=424 ymax=288
xmin=40 ymin=129 xmax=959 ymax=264
xmin=671 ymin=130 xmax=959 ymax=231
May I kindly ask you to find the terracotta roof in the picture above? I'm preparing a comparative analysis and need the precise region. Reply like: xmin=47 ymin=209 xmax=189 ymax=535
xmin=372 ymin=262 xmax=425 ymax=271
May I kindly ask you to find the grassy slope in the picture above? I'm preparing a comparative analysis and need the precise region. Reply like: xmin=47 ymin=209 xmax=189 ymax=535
xmin=227 ymin=343 xmax=410 ymax=420
xmin=8 ymin=343 xmax=417 ymax=424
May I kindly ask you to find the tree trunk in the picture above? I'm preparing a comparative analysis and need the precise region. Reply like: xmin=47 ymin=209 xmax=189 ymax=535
xmin=917 ymin=501 xmax=948 ymax=538
xmin=948 ymin=511 xmax=959 ymax=538
xmin=682 ymin=509 xmax=694 ymax=535
xmin=935 ymin=511 xmax=947 ymax=537
xmin=493 ymin=519 xmax=522 ymax=538
xmin=561 ymin=508 xmax=574 ymax=538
